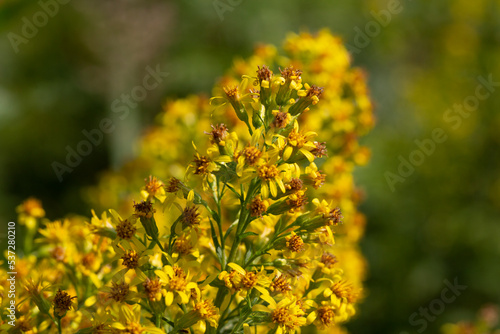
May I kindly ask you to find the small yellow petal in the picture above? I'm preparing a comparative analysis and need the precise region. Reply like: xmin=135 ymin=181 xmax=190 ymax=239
xmin=165 ymin=291 xmax=174 ymax=306
xmin=155 ymin=270 xmax=169 ymax=283
xmin=187 ymin=190 xmax=194 ymax=202
xmin=300 ymin=148 xmax=315 ymax=162
xmin=306 ymin=311 xmax=317 ymax=324
xmin=261 ymin=183 xmax=269 ymax=199
xmin=215 ymin=155 xmax=232 ymax=163
xmin=276 ymin=179 xmax=286 ymax=194
xmin=283 ymin=146 xmax=293 ymax=161
xmin=227 ymin=262 xmax=246 ymax=275
xmin=269 ymin=181 xmax=278 ymax=197
xmin=259 ymin=293 xmax=277 ymax=308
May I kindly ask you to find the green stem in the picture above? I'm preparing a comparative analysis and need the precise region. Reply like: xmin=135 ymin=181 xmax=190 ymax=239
xmin=215 ymin=179 xmax=226 ymax=268
xmin=226 ymin=180 xmax=260 ymax=267
xmin=156 ymin=314 xmax=161 ymax=328
xmin=230 ymin=300 xmax=252 ymax=334
xmin=243 ymin=248 xmax=267 ymax=269
xmin=57 ymin=317 xmax=62 ymax=334
xmin=218 ymin=294 xmax=235 ymax=325
xmin=24 ymin=224 xmax=37 ymax=255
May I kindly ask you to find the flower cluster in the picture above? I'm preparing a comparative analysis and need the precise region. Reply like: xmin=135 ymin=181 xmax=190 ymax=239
xmin=0 ymin=30 xmax=373 ymax=333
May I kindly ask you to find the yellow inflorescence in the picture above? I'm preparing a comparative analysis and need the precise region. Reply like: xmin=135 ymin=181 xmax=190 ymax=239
xmin=1 ymin=30 xmax=374 ymax=333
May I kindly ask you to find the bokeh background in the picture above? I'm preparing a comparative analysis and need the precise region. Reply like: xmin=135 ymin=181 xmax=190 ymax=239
xmin=1 ymin=0 xmax=499 ymax=333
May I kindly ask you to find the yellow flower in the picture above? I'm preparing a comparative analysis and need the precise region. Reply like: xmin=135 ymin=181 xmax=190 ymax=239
xmin=194 ymin=299 xmax=220 ymax=328
xmin=271 ymin=110 xmax=292 ymax=129
xmin=163 ymin=177 xmax=186 ymax=210
xmin=219 ymin=263 xmax=271 ymax=297
xmin=304 ymin=162 xmax=326 ymax=189
xmin=269 ymin=272 xmax=293 ymax=295
xmin=307 ymin=299 xmax=355 ymax=329
xmin=155 ymin=265 xmax=197 ymax=306
xmin=38 ymin=219 xmax=71 ymax=244
xmin=312 ymin=198 xmax=343 ymax=226
xmin=210 ymin=77 xmax=254 ymax=123
xmin=283 ymin=120 xmax=317 ymax=162
xmin=289 ymin=83 xmax=324 ymax=116
xmin=22 ymin=277 xmax=53 ymax=316
xmin=186 ymin=142 xmax=231 ymax=190
xmin=16 ymin=197 xmax=45 ymax=229
xmin=111 ymin=304 xmax=165 ymax=334
xmin=103 ymin=280 xmax=140 ymax=305
xmin=256 ymin=295 xmax=307 ymax=334
xmin=140 ymin=175 xmax=167 ymax=203
xmin=235 ymin=126 xmax=266 ymax=176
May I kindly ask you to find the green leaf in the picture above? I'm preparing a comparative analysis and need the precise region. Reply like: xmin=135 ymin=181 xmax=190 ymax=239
xmin=224 ymin=219 xmax=239 ymax=240
xmin=209 ymin=219 xmax=222 ymax=263
xmin=238 ymin=231 xmax=258 ymax=239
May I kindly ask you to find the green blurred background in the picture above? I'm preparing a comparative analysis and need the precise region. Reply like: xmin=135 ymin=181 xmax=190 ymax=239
xmin=1 ymin=0 xmax=499 ymax=333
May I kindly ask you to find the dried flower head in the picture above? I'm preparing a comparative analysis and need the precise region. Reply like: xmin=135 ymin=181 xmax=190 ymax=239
xmin=272 ymin=111 xmax=291 ymax=129
xmin=53 ymin=289 xmax=76 ymax=317
xmin=116 ymin=219 xmax=137 ymax=240
xmin=206 ymin=123 xmax=229 ymax=145
xmin=286 ymin=232 xmax=305 ymax=252
xmin=249 ymin=196 xmax=268 ymax=217
xmin=257 ymin=65 xmax=273 ymax=85
xmin=143 ymin=278 xmax=162 ymax=301
xmin=165 ymin=177 xmax=181 ymax=193
xmin=312 ymin=141 xmax=328 ymax=158
xmin=133 ymin=201 xmax=155 ymax=219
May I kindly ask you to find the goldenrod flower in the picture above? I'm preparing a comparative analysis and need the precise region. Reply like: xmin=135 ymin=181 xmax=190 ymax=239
xmin=133 ymin=200 xmax=155 ymax=219
xmin=111 ymin=305 xmax=164 ymax=334
xmin=186 ymin=143 xmax=231 ymax=190
xmin=141 ymin=175 xmax=166 ymax=203
xmin=194 ymin=299 xmax=220 ymax=328
xmin=22 ymin=278 xmax=52 ymax=316
xmin=256 ymin=295 xmax=307 ymax=334
xmin=219 ymin=263 xmax=271 ymax=297
xmin=143 ymin=277 xmax=163 ymax=302
xmin=272 ymin=110 xmax=292 ymax=129
xmin=283 ymin=120 xmax=317 ymax=162
xmin=155 ymin=265 xmax=197 ymax=306
xmin=16 ymin=197 xmax=45 ymax=229
xmin=289 ymin=83 xmax=324 ymax=116
xmin=269 ymin=273 xmax=292 ymax=295
xmin=163 ymin=177 xmax=185 ymax=210
xmin=305 ymin=162 xmax=326 ymax=189
xmin=210 ymin=78 xmax=254 ymax=124
xmin=38 ymin=219 xmax=71 ymax=244
xmin=11 ymin=30 xmax=373 ymax=333
xmin=286 ymin=190 xmax=308 ymax=213
xmin=312 ymin=198 xmax=343 ymax=226
xmin=206 ymin=123 xmax=230 ymax=150
xmin=276 ymin=66 xmax=303 ymax=105
xmin=317 ymin=252 xmax=339 ymax=275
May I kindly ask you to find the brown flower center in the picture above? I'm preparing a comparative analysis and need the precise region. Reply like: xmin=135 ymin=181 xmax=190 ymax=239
xmin=121 ymin=250 xmax=139 ymax=269
xmin=116 ymin=219 xmax=137 ymax=240
xmin=258 ymin=165 xmax=279 ymax=181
